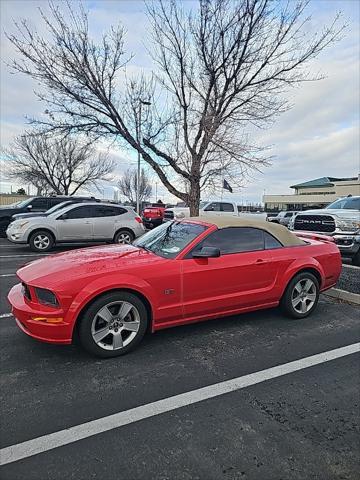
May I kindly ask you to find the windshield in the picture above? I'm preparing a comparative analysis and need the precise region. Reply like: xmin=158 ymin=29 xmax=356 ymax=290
xmin=326 ymin=197 xmax=360 ymax=211
xmin=133 ymin=221 xmax=207 ymax=258
xmin=46 ymin=201 xmax=71 ymax=214
xmin=8 ymin=198 xmax=33 ymax=208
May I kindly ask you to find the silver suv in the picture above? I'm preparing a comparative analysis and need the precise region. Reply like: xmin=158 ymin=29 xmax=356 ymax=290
xmin=290 ymin=196 xmax=360 ymax=265
xmin=6 ymin=202 xmax=145 ymax=252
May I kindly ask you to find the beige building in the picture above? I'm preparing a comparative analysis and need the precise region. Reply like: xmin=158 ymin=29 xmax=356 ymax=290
xmin=264 ymin=175 xmax=360 ymax=212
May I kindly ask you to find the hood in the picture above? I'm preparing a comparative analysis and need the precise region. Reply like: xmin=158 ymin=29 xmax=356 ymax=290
xmin=297 ymin=209 xmax=359 ymax=219
xmin=17 ymin=244 xmax=163 ymax=288
xmin=12 ymin=212 xmax=48 ymax=220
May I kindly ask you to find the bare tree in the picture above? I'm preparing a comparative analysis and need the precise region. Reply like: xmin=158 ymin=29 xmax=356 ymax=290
xmin=6 ymin=0 xmax=343 ymax=214
xmin=118 ymin=168 xmax=152 ymax=205
xmin=5 ymin=133 xmax=114 ymax=195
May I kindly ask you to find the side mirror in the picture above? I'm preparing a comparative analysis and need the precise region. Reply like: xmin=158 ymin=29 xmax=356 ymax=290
xmin=27 ymin=205 xmax=33 ymax=210
xmin=192 ymin=246 xmax=221 ymax=258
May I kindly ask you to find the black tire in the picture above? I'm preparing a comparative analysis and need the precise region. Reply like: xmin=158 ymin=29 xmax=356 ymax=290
xmin=78 ymin=291 xmax=148 ymax=358
xmin=280 ymin=271 xmax=319 ymax=319
xmin=113 ymin=229 xmax=134 ymax=244
xmin=29 ymin=230 xmax=55 ymax=252
xmin=0 ymin=219 xmax=9 ymax=238
xmin=351 ymin=250 xmax=360 ymax=267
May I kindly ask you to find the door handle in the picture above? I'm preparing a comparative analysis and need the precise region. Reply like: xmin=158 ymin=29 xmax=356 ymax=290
xmin=254 ymin=258 xmax=266 ymax=264
xmin=84 ymin=221 xmax=92 ymax=224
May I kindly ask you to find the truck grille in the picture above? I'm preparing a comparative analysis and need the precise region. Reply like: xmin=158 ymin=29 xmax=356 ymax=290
xmin=294 ymin=215 xmax=335 ymax=233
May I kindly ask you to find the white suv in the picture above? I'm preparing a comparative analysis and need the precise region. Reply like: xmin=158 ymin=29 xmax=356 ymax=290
xmin=6 ymin=203 xmax=145 ymax=252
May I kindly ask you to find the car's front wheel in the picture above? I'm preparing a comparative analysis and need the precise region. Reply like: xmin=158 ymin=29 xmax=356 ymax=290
xmin=29 ymin=230 xmax=54 ymax=252
xmin=78 ymin=292 xmax=148 ymax=357
xmin=280 ymin=272 xmax=319 ymax=319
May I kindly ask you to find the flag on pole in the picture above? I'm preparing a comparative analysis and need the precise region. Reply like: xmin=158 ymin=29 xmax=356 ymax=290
xmin=223 ymin=179 xmax=233 ymax=193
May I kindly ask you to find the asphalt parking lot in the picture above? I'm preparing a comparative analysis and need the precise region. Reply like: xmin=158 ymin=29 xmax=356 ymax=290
xmin=0 ymin=238 xmax=359 ymax=479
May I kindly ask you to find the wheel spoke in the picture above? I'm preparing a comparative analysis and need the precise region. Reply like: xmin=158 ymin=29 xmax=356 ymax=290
xmin=300 ymin=299 xmax=307 ymax=313
xmin=122 ymin=320 xmax=139 ymax=332
xmin=112 ymin=332 xmax=123 ymax=349
xmin=306 ymin=293 xmax=317 ymax=302
xmin=294 ymin=283 xmax=302 ymax=294
xmin=118 ymin=302 xmax=133 ymax=320
xmin=304 ymin=279 xmax=313 ymax=292
xmin=97 ymin=306 xmax=113 ymax=323
xmin=93 ymin=326 xmax=110 ymax=343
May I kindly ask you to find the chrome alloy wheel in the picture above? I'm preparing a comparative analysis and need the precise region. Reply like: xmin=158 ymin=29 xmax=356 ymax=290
xmin=116 ymin=233 xmax=132 ymax=244
xmin=33 ymin=234 xmax=50 ymax=250
xmin=91 ymin=301 xmax=141 ymax=351
xmin=291 ymin=279 xmax=317 ymax=314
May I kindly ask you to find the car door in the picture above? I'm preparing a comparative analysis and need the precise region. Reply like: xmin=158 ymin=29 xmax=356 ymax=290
xmin=220 ymin=202 xmax=237 ymax=216
xmin=92 ymin=205 xmax=127 ymax=240
xmin=55 ymin=205 xmax=95 ymax=240
xmin=202 ymin=202 xmax=222 ymax=216
xmin=181 ymin=227 xmax=278 ymax=321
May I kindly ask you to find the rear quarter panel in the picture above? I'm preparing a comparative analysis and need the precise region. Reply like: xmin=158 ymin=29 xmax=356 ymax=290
xmin=270 ymin=240 xmax=341 ymax=299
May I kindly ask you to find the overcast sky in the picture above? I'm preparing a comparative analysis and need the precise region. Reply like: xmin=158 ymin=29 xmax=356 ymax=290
xmin=0 ymin=0 xmax=359 ymax=204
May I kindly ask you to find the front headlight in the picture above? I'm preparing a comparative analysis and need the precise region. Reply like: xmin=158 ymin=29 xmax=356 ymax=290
xmin=336 ymin=219 xmax=360 ymax=232
xmin=175 ymin=212 xmax=185 ymax=219
xmin=35 ymin=288 xmax=59 ymax=307
xmin=14 ymin=221 xmax=29 ymax=230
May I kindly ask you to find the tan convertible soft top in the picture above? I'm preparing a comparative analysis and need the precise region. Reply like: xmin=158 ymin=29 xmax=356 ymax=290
xmin=186 ymin=215 xmax=305 ymax=247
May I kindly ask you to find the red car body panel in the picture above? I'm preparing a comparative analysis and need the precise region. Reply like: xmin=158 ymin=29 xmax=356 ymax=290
xmin=8 ymin=221 xmax=342 ymax=345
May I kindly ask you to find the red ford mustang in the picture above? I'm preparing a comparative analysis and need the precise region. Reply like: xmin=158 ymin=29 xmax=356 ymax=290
xmin=8 ymin=217 xmax=342 ymax=357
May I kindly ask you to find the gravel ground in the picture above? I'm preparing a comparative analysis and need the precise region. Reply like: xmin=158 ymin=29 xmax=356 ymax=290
xmin=337 ymin=265 xmax=360 ymax=294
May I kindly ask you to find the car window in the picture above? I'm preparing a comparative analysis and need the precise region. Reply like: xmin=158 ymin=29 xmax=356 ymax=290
xmin=204 ymin=202 xmax=221 ymax=212
xmin=221 ymin=203 xmax=234 ymax=212
xmin=64 ymin=205 xmax=96 ymax=219
xmin=30 ymin=198 xmax=49 ymax=209
xmin=326 ymin=197 xmax=360 ymax=210
xmin=46 ymin=201 xmax=72 ymax=213
xmin=133 ymin=221 xmax=207 ymax=258
xmin=264 ymin=231 xmax=283 ymax=249
xmin=285 ymin=212 xmax=293 ymax=217
xmin=196 ymin=227 xmax=264 ymax=255
xmin=94 ymin=206 xmax=127 ymax=217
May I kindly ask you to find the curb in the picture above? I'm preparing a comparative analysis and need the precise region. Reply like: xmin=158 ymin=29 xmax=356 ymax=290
xmin=323 ymin=288 xmax=360 ymax=305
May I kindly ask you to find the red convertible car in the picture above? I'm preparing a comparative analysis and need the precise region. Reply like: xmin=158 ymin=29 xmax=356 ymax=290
xmin=8 ymin=217 xmax=341 ymax=357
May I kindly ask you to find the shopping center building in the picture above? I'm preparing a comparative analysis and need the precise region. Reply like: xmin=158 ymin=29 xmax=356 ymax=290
xmin=263 ymin=175 xmax=360 ymax=212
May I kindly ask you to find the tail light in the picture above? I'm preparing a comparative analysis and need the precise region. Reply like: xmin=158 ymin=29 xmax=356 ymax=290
xmin=135 ymin=216 xmax=143 ymax=224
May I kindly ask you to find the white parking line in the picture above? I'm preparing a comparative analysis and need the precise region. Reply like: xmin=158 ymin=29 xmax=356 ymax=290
xmin=0 ymin=342 xmax=358 ymax=466
xmin=0 ymin=313 xmax=13 ymax=318
xmin=342 ymin=264 xmax=359 ymax=271
xmin=0 ymin=274 xmax=16 ymax=277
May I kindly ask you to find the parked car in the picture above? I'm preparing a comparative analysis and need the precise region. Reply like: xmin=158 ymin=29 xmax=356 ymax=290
xmin=6 ymin=202 xmax=145 ymax=252
xmin=289 ymin=196 xmax=360 ymax=265
xmin=164 ymin=200 xmax=240 ymax=221
xmin=142 ymin=203 xmax=167 ymax=229
xmin=0 ymin=196 xmax=98 ymax=236
xmin=8 ymin=216 xmax=341 ymax=357
xmin=267 ymin=211 xmax=298 ymax=227
xmin=11 ymin=197 xmax=101 ymax=222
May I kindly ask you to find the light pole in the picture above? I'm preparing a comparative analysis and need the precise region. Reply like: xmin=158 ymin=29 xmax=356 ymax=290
xmin=136 ymin=99 xmax=151 ymax=214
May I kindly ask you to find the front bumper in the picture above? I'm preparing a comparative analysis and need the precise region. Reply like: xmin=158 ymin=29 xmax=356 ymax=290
xmin=8 ymin=283 xmax=73 ymax=344
xmin=6 ymin=227 xmax=27 ymax=244
xmin=292 ymin=228 xmax=360 ymax=256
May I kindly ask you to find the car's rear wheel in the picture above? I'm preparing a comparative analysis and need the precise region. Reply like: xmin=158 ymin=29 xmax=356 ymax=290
xmin=280 ymin=272 xmax=319 ymax=319
xmin=78 ymin=292 xmax=148 ymax=357
xmin=29 ymin=230 xmax=54 ymax=252
xmin=113 ymin=229 xmax=134 ymax=244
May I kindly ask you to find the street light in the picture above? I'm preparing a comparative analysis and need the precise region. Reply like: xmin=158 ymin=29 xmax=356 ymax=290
xmin=136 ymin=99 xmax=152 ymax=214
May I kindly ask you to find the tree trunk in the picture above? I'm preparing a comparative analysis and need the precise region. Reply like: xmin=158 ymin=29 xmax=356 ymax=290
xmin=188 ymin=181 xmax=201 ymax=217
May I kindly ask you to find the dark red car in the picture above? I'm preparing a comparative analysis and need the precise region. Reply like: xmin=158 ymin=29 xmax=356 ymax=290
xmin=8 ymin=217 xmax=341 ymax=357
xmin=142 ymin=203 xmax=166 ymax=229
